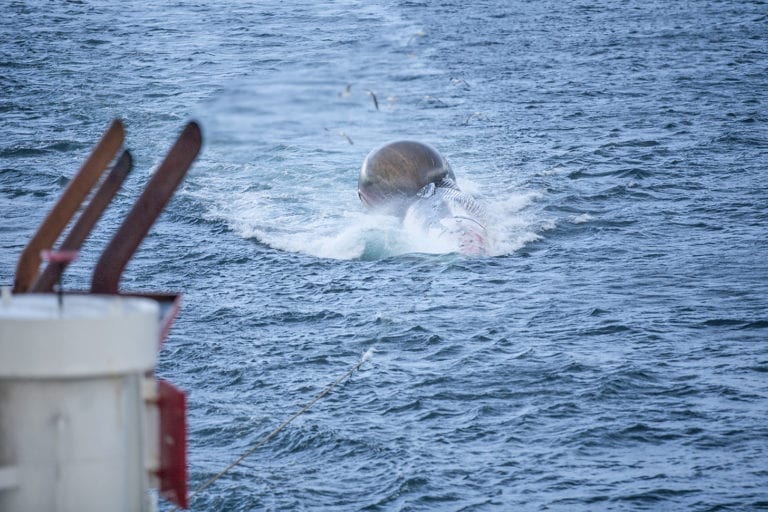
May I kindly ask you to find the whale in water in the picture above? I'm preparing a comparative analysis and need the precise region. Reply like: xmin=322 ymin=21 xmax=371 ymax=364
xmin=358 ymin=140 xmax=489 ymax=255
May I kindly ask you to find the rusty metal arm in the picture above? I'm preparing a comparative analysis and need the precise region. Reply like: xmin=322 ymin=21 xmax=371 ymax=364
xmin=13 ymin=120 xmax=124 ymax=293
xmin=91 ymin=122 xmax=202 ymax=295
xmin=29 ymin=150 xmax=133 ymax=293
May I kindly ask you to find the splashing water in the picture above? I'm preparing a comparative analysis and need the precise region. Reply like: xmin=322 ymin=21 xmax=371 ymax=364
xmin=197 ymin=174 xmax=542 ymax=260
xmin=186 ymin=72 xmax=546 ymax=260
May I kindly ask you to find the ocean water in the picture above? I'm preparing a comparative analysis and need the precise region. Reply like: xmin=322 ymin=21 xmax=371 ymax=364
xmin=1 ymin=0 xmax=767 ymax=510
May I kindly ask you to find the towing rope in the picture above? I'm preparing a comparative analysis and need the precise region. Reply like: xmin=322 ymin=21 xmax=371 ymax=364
xmin=174 ymin=347 xmax=375 ymax=511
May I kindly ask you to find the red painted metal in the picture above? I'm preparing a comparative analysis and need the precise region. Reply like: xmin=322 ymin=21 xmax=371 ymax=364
xmin=40 ymin=249 xmax=79 ymax=264
xmin=157 ymin=293 xmax=183 ymax=349
xmin=114 ymin=292 xmax=182 ymax=347
xmin=13 ymin=119 xmax=124 ymax=293
xmin=157 ymin=379 xmax=188 ymax=509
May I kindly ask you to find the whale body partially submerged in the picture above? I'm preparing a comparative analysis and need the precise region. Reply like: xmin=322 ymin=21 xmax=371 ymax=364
xmin=358 ymin=141 xmax=488 ymax=255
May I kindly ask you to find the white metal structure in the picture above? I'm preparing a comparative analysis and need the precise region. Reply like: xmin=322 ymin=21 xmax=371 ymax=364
xmin=0 ymin=291 xmax=161 ymax=512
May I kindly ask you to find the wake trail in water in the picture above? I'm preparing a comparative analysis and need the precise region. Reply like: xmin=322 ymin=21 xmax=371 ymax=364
xmin=186 ymin=1 xmax=551 ymax=260
xmin=195 ymin=170 xmax=544 ymax=260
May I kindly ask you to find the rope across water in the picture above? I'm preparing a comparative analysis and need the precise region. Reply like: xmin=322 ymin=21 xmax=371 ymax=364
xmin=172 ymin=347 xmax=376 ymax=511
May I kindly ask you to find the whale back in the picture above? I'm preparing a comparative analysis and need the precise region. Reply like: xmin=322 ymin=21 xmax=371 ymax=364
xmin=358 ymin=140 xmax=455 ymax=211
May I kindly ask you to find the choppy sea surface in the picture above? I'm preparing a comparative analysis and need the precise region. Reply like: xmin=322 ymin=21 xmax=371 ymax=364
xmin=2 ymin=1 xmax=767 ymax=510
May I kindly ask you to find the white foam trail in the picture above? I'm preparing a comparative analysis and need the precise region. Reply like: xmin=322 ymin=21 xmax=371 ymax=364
xmin=193 ymin=172 xmax=546 ymax=260
xmin=484 ymin=190 xmax=545 ymax=256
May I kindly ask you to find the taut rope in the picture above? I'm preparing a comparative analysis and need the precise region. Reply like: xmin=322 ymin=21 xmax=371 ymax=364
xmin=173 ymin=347 xmax=375 ymax=511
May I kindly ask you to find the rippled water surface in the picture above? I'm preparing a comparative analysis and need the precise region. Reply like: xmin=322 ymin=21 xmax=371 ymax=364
xmin=1 ymin=1 xmax=767 ymax=510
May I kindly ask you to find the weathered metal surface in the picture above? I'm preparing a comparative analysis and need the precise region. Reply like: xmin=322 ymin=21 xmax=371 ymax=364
xmin=13 ymin=120 xmax=124 ymax=293
xmin=30 ymin=150 xmax=133 ymax=293
xmin=91 ymin=122 xmax=201 ymax=294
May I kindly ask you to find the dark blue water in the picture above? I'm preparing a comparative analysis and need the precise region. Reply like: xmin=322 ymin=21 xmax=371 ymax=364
xmin=2 ymin=1 xmax=767 ymax=510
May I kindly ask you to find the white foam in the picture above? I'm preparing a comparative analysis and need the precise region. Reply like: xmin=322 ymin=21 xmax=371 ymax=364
xmin=571 ymin=213 xmax=593 ymax=224
xmin=483 ymin=190 xmax=545 ymax=256
xmin=191 ymin=164 xmax=547 ymax=260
